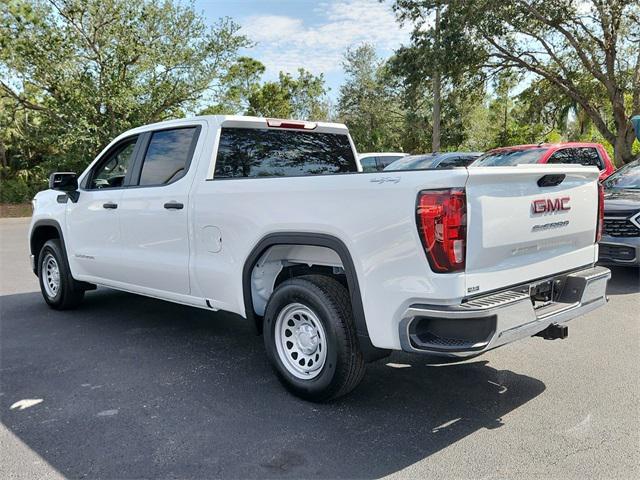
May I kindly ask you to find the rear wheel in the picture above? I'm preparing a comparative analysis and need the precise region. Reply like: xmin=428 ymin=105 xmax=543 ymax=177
xmin=264 ymin=275 xmax=365 ymax=402
xmin=38 ymin=239 xmax=84 ymax=310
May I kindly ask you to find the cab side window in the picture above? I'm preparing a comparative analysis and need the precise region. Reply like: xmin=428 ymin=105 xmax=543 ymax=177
xmin=137 ymin=127 xmax=199 ymax=186
xmin=88 ymin=136 xmax=138 ymax=189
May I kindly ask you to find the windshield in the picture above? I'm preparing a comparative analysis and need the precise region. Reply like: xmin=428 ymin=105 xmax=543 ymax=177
xmin=472 ymin=148 xmax=546 ymax=167
xmin=603 ymin=160 xmax=640 ymax=189
xmin=384 ymin=154 xmax=437 ymax=171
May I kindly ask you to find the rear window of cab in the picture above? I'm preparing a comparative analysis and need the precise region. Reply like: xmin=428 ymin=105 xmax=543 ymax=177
xmin=214 ymin=127 xmax=358 ymax=178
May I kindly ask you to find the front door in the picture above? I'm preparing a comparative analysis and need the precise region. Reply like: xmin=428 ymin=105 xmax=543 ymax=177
xmin=66 ymin=135 xmax=140 ymax=281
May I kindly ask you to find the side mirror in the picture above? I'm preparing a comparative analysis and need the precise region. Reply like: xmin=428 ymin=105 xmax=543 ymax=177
xmin=49 ymin=172 xmax=79 ymax=202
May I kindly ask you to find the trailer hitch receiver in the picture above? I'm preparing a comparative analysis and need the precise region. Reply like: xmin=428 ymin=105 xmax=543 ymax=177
xmin=534 ymin=323 xmax=568 ymax=340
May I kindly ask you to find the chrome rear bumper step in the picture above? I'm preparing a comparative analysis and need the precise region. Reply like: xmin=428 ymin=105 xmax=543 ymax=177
xmin=399 ymin=266 xmax=610 ymax=357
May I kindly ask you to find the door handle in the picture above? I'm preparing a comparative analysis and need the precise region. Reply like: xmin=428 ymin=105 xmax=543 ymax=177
xmin=164 ymin=201 xmax=184 ymax=210
xmin=103 ymin=202 xmax=118 ymax=209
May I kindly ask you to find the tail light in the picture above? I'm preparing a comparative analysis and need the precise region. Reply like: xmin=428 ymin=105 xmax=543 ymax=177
xmin=416 ymin=189 xmax=467 ymax=273
xmin=596 ymin=182 xmax=604 ymax=242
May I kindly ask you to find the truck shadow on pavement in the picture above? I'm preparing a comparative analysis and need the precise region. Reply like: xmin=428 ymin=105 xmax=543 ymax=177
xmin=605 ymin=266 xmax=640 ymax=296
xmin=1 ymin=289 xmax=546 ymax=479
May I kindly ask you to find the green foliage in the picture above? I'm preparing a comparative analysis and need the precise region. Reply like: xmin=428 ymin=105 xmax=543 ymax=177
xmin=337 ymin=45 xmax=405 ymax=152
xmin=1 ymin=0 xmax=249 ymax=202
xmin=202 ymin=63 xmax=330 ymax=121
xmin=204 ymin=56 xmax=266 ymax=114
xmin=392 ymin=0 xmax=640 ymax=164
xmin=248 ymin=81 xmax=294 ymax=118
xmin=1 ymin=0 xmax=637 ymax=204
xmin=0 ymin=166 xmax=46 ymax=203
xmin=337 ymin=43 xmax=485 ymax=153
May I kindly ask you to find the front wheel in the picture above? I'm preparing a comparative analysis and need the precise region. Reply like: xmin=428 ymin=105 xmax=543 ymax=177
xmin=263 ymin=275 xmax=365 ymax=402
xmin=38 ymin=239 xmax=85 ymax=310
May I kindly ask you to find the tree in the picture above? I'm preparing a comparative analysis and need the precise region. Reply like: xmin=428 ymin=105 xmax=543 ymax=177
xmin=200 ymin=56 xmax=265 ymax=115
xmin=201 ymin=64 xmax=330 ymax=120
xmin=393 ymin=0 xmax=640 ymax=164
xmin=283 ymin=69 xmax=330 ymax=121
xmin=0 ymin=0 xmax=249 ymax=176
xmin=247 ymin=81 xmax=294 ymax=118
xmin=247 ymin=69 xmax=330 ymax=120
xmin=337 ymin=44 xmax=405 ymax=151
xmin=431 ymin=3 xmax=442 ymax=152
xmin=392 ymin=0 xmax=487 ymax=152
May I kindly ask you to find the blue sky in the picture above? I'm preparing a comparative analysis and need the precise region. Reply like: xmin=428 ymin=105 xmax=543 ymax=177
xmin=193 ymin=0 xmax=410 ymax=99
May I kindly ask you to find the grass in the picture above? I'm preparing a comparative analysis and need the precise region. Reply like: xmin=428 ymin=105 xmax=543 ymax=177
xmin=0 ymin=203 xmax=32 ymax=218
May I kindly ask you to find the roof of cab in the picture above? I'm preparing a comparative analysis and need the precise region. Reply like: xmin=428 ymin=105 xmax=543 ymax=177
xmin=124 ymin=115 xmax=349 ymax=136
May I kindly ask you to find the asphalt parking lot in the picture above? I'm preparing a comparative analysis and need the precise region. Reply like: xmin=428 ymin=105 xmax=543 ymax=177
xmin=1 ymin=217 xmax=639 ymax=479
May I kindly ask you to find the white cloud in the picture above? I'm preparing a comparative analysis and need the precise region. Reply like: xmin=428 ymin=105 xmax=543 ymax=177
xmin=241 ymin=0 xmax=410 ymax=78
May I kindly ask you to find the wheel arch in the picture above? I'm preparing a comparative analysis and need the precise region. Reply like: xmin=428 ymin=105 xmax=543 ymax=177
xmin=30 ymin=219 xmax=68 ymax=275
xmin=242 ymin=232 xmax=389 ymax=362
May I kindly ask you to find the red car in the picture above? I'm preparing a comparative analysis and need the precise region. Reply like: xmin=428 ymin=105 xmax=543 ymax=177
xmin=473 ymin=142 xmax=616 ymax=180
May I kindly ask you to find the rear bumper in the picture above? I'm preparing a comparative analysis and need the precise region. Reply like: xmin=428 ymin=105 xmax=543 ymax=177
xmin=399 ymin=266 xmax=610 ymax=357
xmin=598 ymin=236 xmax=640 ymax=266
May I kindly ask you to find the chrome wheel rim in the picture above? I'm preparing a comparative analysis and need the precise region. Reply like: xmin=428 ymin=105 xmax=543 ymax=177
xmin=274 ymin=303 xmax=327 ymax=379
xmin=42 ymin=253 xmax=60 ymax=298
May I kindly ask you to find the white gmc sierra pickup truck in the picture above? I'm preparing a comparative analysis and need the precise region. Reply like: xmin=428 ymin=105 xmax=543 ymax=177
xmin=29 ymin=115 xmax=610 ymax=401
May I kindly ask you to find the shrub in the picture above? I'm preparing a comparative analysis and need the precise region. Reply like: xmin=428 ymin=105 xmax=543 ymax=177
xmin=0 ymin=167 xmax=48 ymax=203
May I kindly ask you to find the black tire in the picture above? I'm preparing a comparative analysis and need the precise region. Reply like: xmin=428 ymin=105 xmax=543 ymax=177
xmin=37 ymin=239 xmax=84 ymax=310
xmin=263 ymin=274 xmax=366 ymax=402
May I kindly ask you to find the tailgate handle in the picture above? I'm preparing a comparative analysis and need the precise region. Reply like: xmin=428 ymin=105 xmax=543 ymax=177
xmin=164 ymin=201 xmax=184 ymax=210
xmin=537 ymin=174 xmax=565 ymax=187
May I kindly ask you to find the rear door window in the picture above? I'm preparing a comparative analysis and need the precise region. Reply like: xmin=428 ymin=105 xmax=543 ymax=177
xmin=214 ymin=128 xmax=358 ymax=178
xmin=137 ymin=127 xmax=199 ymax=186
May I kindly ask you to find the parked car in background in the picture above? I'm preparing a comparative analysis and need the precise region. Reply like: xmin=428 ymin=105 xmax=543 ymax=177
xmin=384 ymin=152 xmax=482 ymax=171
xmin=359 ymin=152 xmax=407 ymax=172
xmin=472 ymin=142 xmax=615 ymax=180
xmin=598 ymin=159 xmax=640 ymax=267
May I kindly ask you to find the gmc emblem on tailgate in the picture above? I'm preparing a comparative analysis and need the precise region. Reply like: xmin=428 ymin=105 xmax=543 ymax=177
xmin=531 ymin=197 xmax=571 ymax=214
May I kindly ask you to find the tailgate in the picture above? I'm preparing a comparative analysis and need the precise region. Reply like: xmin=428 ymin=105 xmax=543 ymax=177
xmin=464 ymin=165 xmax=600 ymax=295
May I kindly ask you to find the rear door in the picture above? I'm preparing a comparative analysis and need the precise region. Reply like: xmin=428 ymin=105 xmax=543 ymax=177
xmin=464 ymin=165 xmax=600 ymax=295
xmin=116 ymin=124 xmax=203 ymax=295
